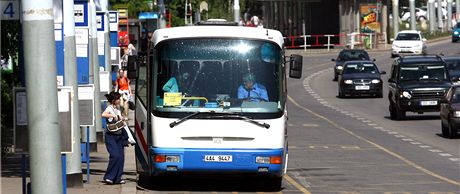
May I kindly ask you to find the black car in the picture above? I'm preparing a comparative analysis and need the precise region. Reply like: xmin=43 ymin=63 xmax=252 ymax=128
xmin=332 ymin=49 xmax=372 ymax=81
xmin=443 ymin=57 xmax=460 ymax=83
xmin=388 ymin=55 xmax=452 ymax=120
xmin=338 ymin=61 xmax=385 ymax=98
xmin=440 ymin=85 xmax=460 ymax=138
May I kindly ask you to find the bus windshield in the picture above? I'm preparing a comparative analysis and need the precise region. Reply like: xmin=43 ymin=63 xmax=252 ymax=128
xmin=152 ymin=38 xmax=284 ymax=117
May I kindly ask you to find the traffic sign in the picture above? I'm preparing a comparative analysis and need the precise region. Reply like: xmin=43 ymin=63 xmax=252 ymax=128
xmin=1 ymin=0 xmax=19 ymax=20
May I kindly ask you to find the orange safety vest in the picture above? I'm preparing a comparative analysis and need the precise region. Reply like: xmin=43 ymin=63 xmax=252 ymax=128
xmin=117 ymin=77 xmax=129 ymax=91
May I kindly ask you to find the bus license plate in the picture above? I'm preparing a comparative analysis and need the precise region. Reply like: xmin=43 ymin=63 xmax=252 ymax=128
xmin=355 ymin=85 xmax=370 ymax=90
xmin=204 ymin=155 xmax=232 ymax=162
xmin=420 ymin=101 xmax=437 ymax=106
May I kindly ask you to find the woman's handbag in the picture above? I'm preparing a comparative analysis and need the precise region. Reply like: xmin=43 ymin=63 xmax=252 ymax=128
xmin=106 ymin=119 xmax=126 ymax=134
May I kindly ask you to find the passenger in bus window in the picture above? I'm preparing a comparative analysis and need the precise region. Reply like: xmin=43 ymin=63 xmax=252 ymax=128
xmin=162 ymin=72 xmax=190 ymax=94
xmin=238 ymin=73 xmax=268 ymax=102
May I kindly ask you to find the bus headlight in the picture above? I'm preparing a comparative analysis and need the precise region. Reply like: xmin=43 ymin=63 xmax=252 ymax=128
xmin=166 ymin=155 xmax=181 ymax=163
xmin=255 ymin=156 xmax=282 ymax=164
xmin=256 ymin=156 xmax=270 ymax=164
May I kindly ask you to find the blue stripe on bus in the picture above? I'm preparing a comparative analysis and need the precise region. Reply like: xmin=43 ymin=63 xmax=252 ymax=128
xmin=149 ymin=147 xmax=284 ymax=175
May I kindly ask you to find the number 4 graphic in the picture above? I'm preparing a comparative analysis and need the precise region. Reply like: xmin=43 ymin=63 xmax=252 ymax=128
xmin=3 ymin=3 xmax=15 ymax=18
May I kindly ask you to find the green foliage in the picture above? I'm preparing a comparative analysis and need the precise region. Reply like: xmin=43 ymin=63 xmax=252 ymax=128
xmin=1 ymin=20 xmax=20 ymax=156
xmin=109 ymin=0 xmax=151 ymax=18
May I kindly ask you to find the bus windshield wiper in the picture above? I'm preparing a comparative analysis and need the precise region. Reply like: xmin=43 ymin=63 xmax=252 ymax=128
xmin=207 ymin=114 xmax=271 ymax=129
xmin=169 ymin=111 xmax=206 ymax=128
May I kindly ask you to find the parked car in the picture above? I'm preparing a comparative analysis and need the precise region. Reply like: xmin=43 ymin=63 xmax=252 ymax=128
xmin=443 ymin=56 xmax=460 ymax=83
xmin=452 ymin=23 xmax=460 ymax=42
xmin=338 ymin=61 xmax=385 ymax=98
xmin=391 ymin=30 xmax=427 ymax=58
xmin=332 ymin=49 xmax=372 ymax=81
xmin=388 ymin=55 xmax=452 ymax=120
xmin=440 ymin=85 xmax=460 ymax=138
xmin=400 ymin=7 xmax=428 ymax=21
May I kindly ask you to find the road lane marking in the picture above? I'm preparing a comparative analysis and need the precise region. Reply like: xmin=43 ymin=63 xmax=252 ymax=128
xmin=287 ymin=95 xmax=460 ymax=187
xmin=419 ymin=145 xmax=431 ymax=148
xmin=410 ymin=142 xmax=421 ymax=145
xmin=449 ymin=158 xmax=460 ymax=161
xmin=439 ymin=153 xmax=453 ymax=157
xmin=283 ymin=175 xmax=312 ymax=194
xmin=429 ymin=149 xmax=443 ymax=153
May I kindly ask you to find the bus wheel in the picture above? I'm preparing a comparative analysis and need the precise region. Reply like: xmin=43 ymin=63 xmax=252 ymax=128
xmin=264 ymin=176 xmax=282 ymax=191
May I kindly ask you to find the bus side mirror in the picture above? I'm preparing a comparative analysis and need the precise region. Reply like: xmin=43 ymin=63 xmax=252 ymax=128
xmin=127 ymin=56 xmax=138 ymax=80
xmin=289 ymin=54 xmax=303 ymax=79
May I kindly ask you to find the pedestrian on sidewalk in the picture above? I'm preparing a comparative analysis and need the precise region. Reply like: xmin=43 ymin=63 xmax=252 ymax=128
xmin=115 ymin=69 xmax=132 ymax=119
xmin=101 ymin=92 xmax=127 ymax=184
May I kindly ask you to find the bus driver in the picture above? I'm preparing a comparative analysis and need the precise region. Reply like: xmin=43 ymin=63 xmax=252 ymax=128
xmin=237 ymin=73 xmax=268 ymax=102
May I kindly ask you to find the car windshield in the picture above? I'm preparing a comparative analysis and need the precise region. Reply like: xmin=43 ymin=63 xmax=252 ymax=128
xmin=396 ymin=33 xmax=420 ymax=41
xmin=338 ymin=51 xmax=369 ymax=61
xmin=152 ymin=38 xmax=283 ymax=116
xmin=445 ymin=59 xmax=460 ymax=78
xmin=456 ymin=23 xmax=460 ymax=28
xmin=399 ymin=64 xmax=448 ymax=81
xmin=343 ymin=63 xmax=379 ymax=74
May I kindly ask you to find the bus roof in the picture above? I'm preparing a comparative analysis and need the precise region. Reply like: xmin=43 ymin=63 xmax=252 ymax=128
xmin=152 ymin=26 xmax=285 ymax=48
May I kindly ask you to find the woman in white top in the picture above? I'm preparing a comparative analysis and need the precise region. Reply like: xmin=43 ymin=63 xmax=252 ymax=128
xmin=101 ymin=91 xmax=128 ymax=184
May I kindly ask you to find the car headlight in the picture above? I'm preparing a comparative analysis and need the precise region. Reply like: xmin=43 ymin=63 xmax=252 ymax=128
xmin=336 ymin=66 xmax=343 ymax=70
xmin=344 ymin=80 xmax=353 ymax=84
xmin=393 ymin=44 xmax=400 ymax=48
xmin=400 ymin=91 xmax=412 ymax=99
xmin=454 ymin=31 xmax=459 ymax=35
xmin=371 ymin=79 xmax=381 ymax=84
xmin=454 ymin=111 xmax=460 ymax=118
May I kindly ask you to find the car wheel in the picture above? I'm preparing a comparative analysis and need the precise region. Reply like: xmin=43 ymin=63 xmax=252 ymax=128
xmin=448 ymin=119 xmax=458 ymax=138
xmin=441 ymin=120 xmax=449 ymax=137
xmin=333 ymin=74 xmax=338 ymax=81
xmin=453 ymin=39 xmax=457 ymax=43
xmin=264 ymin=176 xmax=282 ymax=191
xmin=391 ymin=54 xmax=397 ymax=58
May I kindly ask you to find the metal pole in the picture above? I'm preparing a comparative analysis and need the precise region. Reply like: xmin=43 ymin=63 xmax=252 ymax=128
xmin=457 ymin=0 xmax=460 ymax=20
xmin=101 ymin=0 xmax=111 ymax=88
xmin=447 ymin=0 xmax=453 ymax=30
xmin=429 ymin=0 xmax=436 ymax=33
xmin=89 ymin=0 xmax=101 ymax=150
xmin=409 ymin=0 xmax=416 ymax=30
xmin=21 ymin=0 xmax=63 ymax=193
xmin=63 ymin=0 xmax=83 ymax=187
xmin=392 ymin=0 xmax=399 ymax=38
xmin=234 ymin=0 xmax=240 ymax=23
xmin=185 ymin=0 xmax=188 ymax=24
xmin=437 ymin=0 xmax=443 ymax=31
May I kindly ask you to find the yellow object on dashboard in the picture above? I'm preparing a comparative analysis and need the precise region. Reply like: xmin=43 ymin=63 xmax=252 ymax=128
xmin=164 ymin=92 xmax=182 ymax=106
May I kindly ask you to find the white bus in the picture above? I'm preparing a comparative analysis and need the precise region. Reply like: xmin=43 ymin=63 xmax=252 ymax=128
xmin=133 ymin=22 xmax=303 ymax=188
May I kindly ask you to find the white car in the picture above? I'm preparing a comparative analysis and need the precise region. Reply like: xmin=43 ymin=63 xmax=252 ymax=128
xmin=391 ymin=30 xmax=427 ymax=58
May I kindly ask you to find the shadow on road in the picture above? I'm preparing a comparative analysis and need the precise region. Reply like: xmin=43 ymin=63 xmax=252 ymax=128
xmin=383 ymin=115 xmax=440 ymax=121
xmin=137 ymin=174 xmax=283 ymax=192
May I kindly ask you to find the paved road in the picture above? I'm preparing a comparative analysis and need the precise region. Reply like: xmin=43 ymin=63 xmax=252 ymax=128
xmin=285 ymin=39 xmax=460 ymax=194
xmin=2 ymin=40 xmax=459 ymax=194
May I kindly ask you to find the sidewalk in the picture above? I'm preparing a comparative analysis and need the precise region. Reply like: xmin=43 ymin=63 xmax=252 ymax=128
xmin=1 ymin=110 xmax=138 ymax=194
